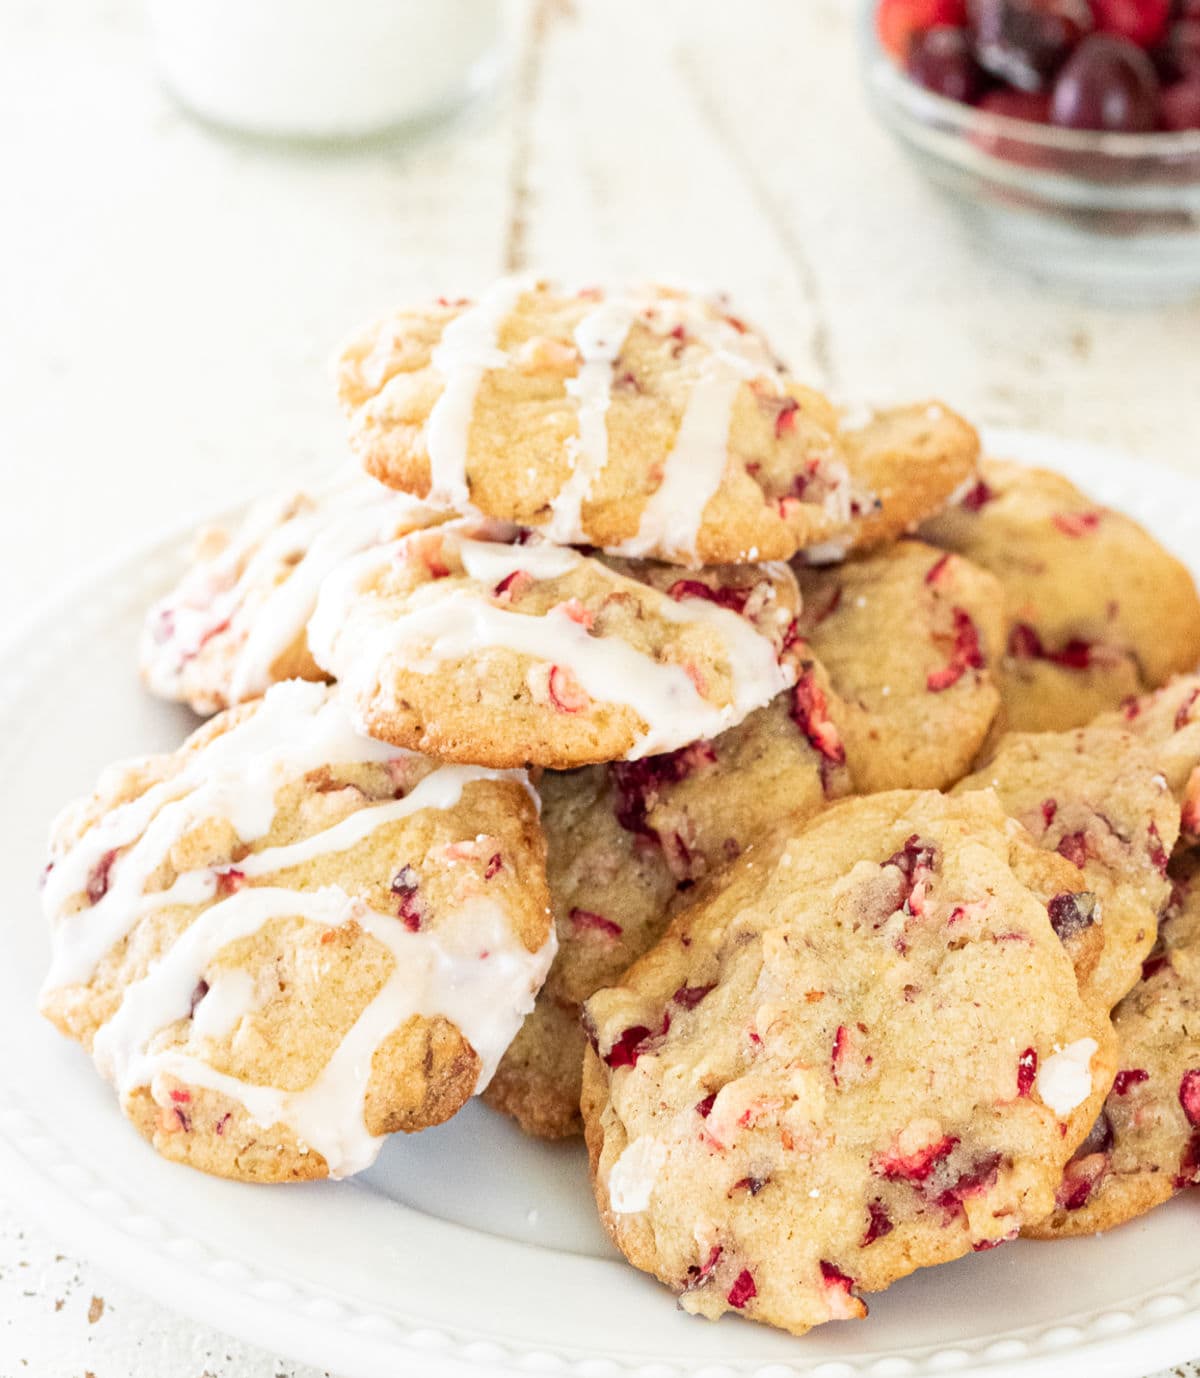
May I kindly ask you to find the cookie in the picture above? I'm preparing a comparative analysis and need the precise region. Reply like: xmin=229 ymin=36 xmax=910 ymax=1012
xmin=957 ymin=725 xmax=1180 ymax=1010
xmin=1105 ymin=674 xmax=1200 ymax=840
xmin=581 ymin=790 xmax=1116 ymax=1338
xmin=484 ymin=680 xmax=852 ymax=1138
xmin=1027 ymin=852 xmax=1200 ymax=1238
xmin=308 ymin=518 xmax=801 ymax=769
xmin=920 ymin=458 xmax=1200 ymax=733
xmin=794 ymin=541 xmax=1006 ymax=793
xmin=39 ymin=681 xmax=554 ymax=1183
xmin=141 ymin=475 xmax=442 ymax=715
xmin=337 ymin=279 xmax=977 ymax=566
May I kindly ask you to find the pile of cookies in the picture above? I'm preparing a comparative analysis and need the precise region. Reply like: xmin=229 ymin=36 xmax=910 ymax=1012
xmin=37 ymin=278 xmax=1200 ymax=1340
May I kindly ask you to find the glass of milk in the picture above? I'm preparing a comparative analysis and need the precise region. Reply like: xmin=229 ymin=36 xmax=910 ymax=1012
xmin=148 ymin=0 xmax=505 ymax=143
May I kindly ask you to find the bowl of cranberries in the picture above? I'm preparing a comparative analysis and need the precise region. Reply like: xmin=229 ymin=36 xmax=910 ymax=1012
xmin=866 ymin=0 xmax=1200 ymax=302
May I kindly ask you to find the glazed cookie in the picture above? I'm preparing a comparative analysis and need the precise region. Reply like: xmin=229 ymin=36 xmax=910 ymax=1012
xmin=141 ymin=474 xmax=443 ymax=715
xmin=337 ymin=278 xmax=977 ymax=566
xmin=1104 ymin=674 xmax=1200 ymax=840
xmin=309 ymin=518 xmax=801 ymax=769
xmin=1027 ymin=853 xmax=1200 ymax=1238
xmin=957 ymin=725 xmax=1180 ymax=1010
xmin=485 ymin=679 xmax=852 ymax=1138
xmin=794 ymin=541 xmax=1006 ymax=793
xmin=581 ymin=791 xmax=1116 ymax=1338
xmin=920 ymin=458 xmax=1200 ymax=733
xmin=39 ymin=681 xmax=554 ymax=1183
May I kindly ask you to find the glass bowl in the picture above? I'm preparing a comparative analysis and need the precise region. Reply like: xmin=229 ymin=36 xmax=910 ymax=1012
xmin=859 ymin=6 xmax=1200 ymax=305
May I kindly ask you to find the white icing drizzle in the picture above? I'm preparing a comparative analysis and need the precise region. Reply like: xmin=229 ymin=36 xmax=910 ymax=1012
xmin=425 ymin=275 xmax=534 ymax=507
xmin=609 ymin=313 xmax=777 ymax=565
xmin=309 ymin=529 xmax=794 ymax=760
xmin=42 ymin=681 xmax=554 ymax=1179
xmin=543 ymin=299 xmax=639 ymax=544
xmin=141 ymin=474 xmax=438 ymax=707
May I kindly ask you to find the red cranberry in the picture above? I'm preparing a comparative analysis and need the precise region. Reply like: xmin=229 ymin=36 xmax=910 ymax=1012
xmin=1147 ymin=822 xmax=1170 ymax=876
xmin=926 ymin=607 xmax=984 ymax=692
xmin=1055 ymin=832 xmax=1090 ymax=868
xmin=673 ymin=983 xmax=716 ymax=1009
xmin=908 ymin=25 xmax=987 ymax=100
xmin=727 ymin=1268 xmax=757 ymax=1309
xmin=1051 ymin=34 xmax=1161 ymax=130
xmin=1017 ymin=1047 xmax=1038 ymax=1095
xmin=1047 ymin=889 xmax=1097 ymax=938
xmin=569 ymin=907 xmax=623 ymax=939
xmin=1180 ymin=1069 xmax=1200 ymax=1125
xmin=1162 ymin=75 xmax=1200 ymax=123
xmin=790 ymin=670 xmax=846 ymax=767
xmin=1113 ymin=1068 xmax=1150 ymax=1094
xmin=86 ymin=849 xmax=118 ymax=905
xmin=960 ymin=476 xmax=999 ymax=508
xmin=667 ymin=579 xmax=751 ymax=615
xmin=862 ymin=1199 xmax=895 ymax=1246
xmin=877 ymin=1133 xmax=959 ymax=1181
xmin=391 ymin=865 xmax=424 ymax=932
xmin=969 ymin=0 xmax=1094 ymax=91
xmin=605 ymin=1013 xmax=670 ymax=1069
xmin=1091 ymin=0 xmax=1170 ymax=47
xmin=695 ymin=1091 xmax=717 ymax=1118
xmin=879 ymin=0 xmax=970 ymax=57
xmin=1155 ymin=20 xmax=1200 ymax=80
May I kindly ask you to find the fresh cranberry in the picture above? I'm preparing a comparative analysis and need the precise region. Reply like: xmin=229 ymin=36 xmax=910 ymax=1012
xmin=1055 ymin=831 xmax=1090 ymax=868
xmin=862 ymin=1199 xmax=895 ymax=1246
xmin=926 ymin=607 xmax=984 ymax=692
xmin=391 ymin=865 xmax=424 ymax=932
xmin=605 ymin=1013 xmax=669 ymax=1070
xmin=1051 ymin=34 xmax=1161 ymax=129
xmin=908 ymin=24 xmax=987 ymax=99
xmin=969 ymin=0 xmax=1094 ymax=90
xmin=1091 ymin=0 xmax=1170 ymax=46
xmin=1162 ymin=75 xmax=1200 ymax=122
xmin=86 ymin=849 xmax=118 ymax=905
xmin=1113 ymin=1068 xmax=1150 ymax=1094
xmin=1017 ymin=1047 xmax=1038 ymax=1095
xmin=879 ymin=0 xmax=969 ymax=57
xmin=1047 ymin=889 xmax=1097 ymax=938
xmin=1155 ymin=19 xmax=1200 ymax=80
xmin=1180 ymin=1069 xmax=1200 ymax=1125
xmin=569 ymin=907 xmax=623 ymax=939
xmin=726 ymin=1268 xmax=757 ymax=1310
xmin=673 ymin=983 xmax=716 ymax=1009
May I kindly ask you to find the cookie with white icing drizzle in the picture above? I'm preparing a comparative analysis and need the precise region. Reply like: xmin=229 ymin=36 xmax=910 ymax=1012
xmin=794 ymin=540 xmax=1006 ymax=793
xmin=920 ymin=458 xmax=1200 ymax=733
xmin=580 ymin=790 xmax=1116 ymax=1339
xmin=308 ymin=517 xmax=802 ymax=769
xmin=336 ymin=279 xmax=978 ymax=567
xmin=140 ymin=473 xmax=445 ymax=716
xmin=485 ymin=679 xmax=853 ymax=1139
xmin=39 ymin=681 xmax=555 ymax=1183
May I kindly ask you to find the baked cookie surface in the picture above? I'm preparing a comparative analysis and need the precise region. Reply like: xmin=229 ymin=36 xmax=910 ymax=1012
xmin=795 ymin=541 xmax=1005 ymax=793
xmin=958 ymin=725 xmax=1180 ymax=1011
xmin=581 ymin=791 xmax=1116 ymax=1337
xmin=1028 ymin=852 xmax=1200 ymax=1238
xmin=1103 ymin=673 xmax=1200 ymax=841
xmin=309 ymin=519 xmax=801 ymax=769
xmin=140 ymin=475 xmax=442 ymax=716
xmin=484 ymin=682 xmax=852 ymax=1138
xmin=337 ymin=279 xmax=977 ymax=566
xmin=920 ymin=458 xmax=1200 ymax=732
xmin=40 ymin=681 xmax=554 ymax=1182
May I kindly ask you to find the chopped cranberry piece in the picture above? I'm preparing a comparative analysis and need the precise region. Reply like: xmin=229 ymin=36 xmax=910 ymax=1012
xmin=1047 ymin=890 xmax=1097 ymax=940
xmin=570 ymin=907 xmax=623 ymax=940
xmin=169 ymin=1088 xmax=191 ymax=1104
xmin=1180 ymin=1070 xmax=1200 ymax=1126
xmin=1041 ymin=798 xmax=1058 ymax=828
xmin=1008 ymin=621 xmax=1045 ymax=659
xmin=811 ymin=585 xmax=843 ymax=626
xmin=1056 ymin=1153 xmax=1107 ymax=1210
xmin=673 ymin=982 xmax=716 ymax=1010
xmin=1176 ymin=688 xmax=1200 ymax=731
xmin=877 ymin=1133 xmax=958 ymax=1182
xmin=1017 ymin=1047 xmax=1038 ymax=1096
xmin=959 ymin=478 xmax=995 ymax=511
xmin=730 ymin=1175 xmax=767 ymax=1196
xmin=791 ymin=669 xmax=846 ymax=767
xmin=925 ymin=552 xmax=954 ymax=586
xmin=86 ymin=849 xmax=118 ymax=905
xmin=819 ymin=1260 xmax=857 ymax=1297
xmin=684 ymin=1244 xmax=723 ymax=1290
xmin=1163 ymin=75 xmax=1200 ymax=128
xmin=214 ymin=1112 xmax=232 ymax=1136
xmin=726 ymin=1268 xmax=757 ymax=1310
xmin=926 ymin=607 xmax=984 ymax=692
xmin=666 ymin=578 xmax=751 ymax=615
xmin=696 ymin=1091 xmax=717 ymax=1119
xmin=831 ymin=1024 xmax=849 ymax=1087
xmin=773 ymin=396 xmax=800 ymax=437
xmin=548 ymin=665 xmax=589 ymax=713
xmin=1055 ymin=831 xmax=1090 ymax=868
xmin=884 ymin=835 xmax=938 ymax=916
xmin=391 ymin=865 xmax=424 ymax=932
xmin=610 ymin=743 xmax=716 ymax=839
xmin=604 ymin=1013 xmax=670 ymax=1069
xmin=1112 ymin=1069 xmax=1150 ymax=1095
xmin=493 ymin=570 xmax=533 ymax=602
xmin=1142 ymin=953 xmax=1169 ymax=980
xmin=1051 ymin=510 xmax=1102 ymax=537
xmin=936 ymin=1153 xmax=1001 ymax=1216
xmin=1147 ymin=823 xmax=1169 ymax=877
xmin=484 ymin=852 xmax=503 ymax=880
xmin=215 ymin=867 xmax=246 ymax=896
xmin=188 ymin=979 xmax=210 ymax=1017
xmin=862 ymin=1199 xmax=894 ymax=1246
xmin=1176 ymin=1130 xmax=1200 ymax=1189
xmin=558 ymin=598 xmax=595 ymax=630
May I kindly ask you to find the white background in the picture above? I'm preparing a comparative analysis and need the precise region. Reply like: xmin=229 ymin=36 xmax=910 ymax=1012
xmin=2 ymin=0 xmax=1200 ymax=1373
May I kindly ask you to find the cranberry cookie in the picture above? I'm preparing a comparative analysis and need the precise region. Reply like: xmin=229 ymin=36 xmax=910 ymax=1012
xmin=1028 ymin=852 xmax=1200 ymax=1238
xmin=308 ymin=518 xmax=801 ymax=769
xmin=141 ymin=475 xmax=443 ymax=715
xmin=1104 ymin=674 xmax=1200 ymax=841
xmin=337 ymin=279 xmax=977 ymax=566
xmin=39 ymin=681 xmax=554 ymax=1183
xmin=485 ymin=679 xmax=852 ymax=1138
xmin=920 ymin=459 xmax=1200 ymax=732
xmin=957 ymin=725 xmax=1180 ymax=1010
xmin=581 ymin=791 xmax=1116 ymax=1337
xmin=795 ymin=541 xmax=1005 ymax=792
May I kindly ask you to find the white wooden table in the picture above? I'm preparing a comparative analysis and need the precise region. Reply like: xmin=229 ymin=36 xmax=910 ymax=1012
xmin=2 ymin=0 xmax=1200 ymax=1372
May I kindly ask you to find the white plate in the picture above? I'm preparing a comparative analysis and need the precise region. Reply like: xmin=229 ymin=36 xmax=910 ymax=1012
xmin=2 ymin=429 xmax=1199 ymax=1378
